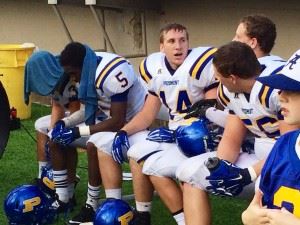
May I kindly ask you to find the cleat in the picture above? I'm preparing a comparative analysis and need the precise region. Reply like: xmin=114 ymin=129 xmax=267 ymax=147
xmin=132 ymin=211 xmax=151 ymax=225
xmin=52 ymin=198 xmax=70 ymax=214
xmin=51 ymin=194 xmax=71 ymax=218
xmin=69 ymin=194 xmax=77 ymax=212
xmin=68 ymin=204 xmax=95 ymax=225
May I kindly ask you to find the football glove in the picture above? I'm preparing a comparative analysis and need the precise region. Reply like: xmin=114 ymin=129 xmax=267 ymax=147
xmin=184 ymin=99 xmax=217 ymax=119
xmin=52 ymin=127 xmax=81 ymax=146
xmin=146 ymin=127 xmax=176 ymax=143
xmin=205 ymin=157 xmax=252 ymax=197
xmin=51 ymin=120 xmax=65 ymax=142
xmin=112 ymin=130 xmax=130 ymax=164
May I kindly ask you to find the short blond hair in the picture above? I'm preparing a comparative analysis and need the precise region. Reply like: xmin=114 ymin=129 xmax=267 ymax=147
xmin=159 ymin=23 xmax=189 ymax=43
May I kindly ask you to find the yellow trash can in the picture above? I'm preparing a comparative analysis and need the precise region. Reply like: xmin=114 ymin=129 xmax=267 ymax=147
xmin=0 ymin=44 xmax=35 ymax=119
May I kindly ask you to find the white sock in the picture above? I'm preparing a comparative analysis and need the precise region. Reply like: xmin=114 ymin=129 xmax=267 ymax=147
xmin=136 ymin=201 xmax=152 ymax=212
xmin=38 ymin=161 xmax=49 ymax=178
xmin=173 ymin=212 xmax=185 ymax=225
xmin=86 ymin=183 xmax=101 ymax=211
xmin=53 ymin=169 xmax=69 ymax=203
xmin=68 ymin=183 xmax=75 ymax=200
xmin=105 ymin=188 xmax=121 ymax=199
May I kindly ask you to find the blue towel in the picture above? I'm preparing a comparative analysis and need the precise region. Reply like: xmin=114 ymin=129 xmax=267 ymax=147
xmin=24 ymin=51 xmax=64 ymax=105
xmin=79 ymin=45 xmax=98 ymax=125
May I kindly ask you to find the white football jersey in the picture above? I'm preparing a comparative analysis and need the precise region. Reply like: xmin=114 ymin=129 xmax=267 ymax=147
xmin=94 ymin=52 xmax=146 ymax=121
xmin=258 ymin=55 xmax=286 ymax=77
xmin=139 ymin=47 xmax=218 ymax=129
xmin=52 ymin=80 xmax=78 ymax=109
xmin=217 ymin=55 xmax=285 ymax=138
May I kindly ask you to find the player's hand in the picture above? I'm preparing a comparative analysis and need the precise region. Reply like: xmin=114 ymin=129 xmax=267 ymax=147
xmin=205 ymin=157 xmax=252 ymax=197
xmin=52 ymin=127 xmax=80 ymax=146
xmin=184 ymin=99 xmax=217 ymax=119
xmin=112 ymin=130 xmax=130 ymax=164
xmin=146 ymin=127 xmax=176 ymax=143
xmin=267 ymin=207 xmax=300 ymax=225
xmin=51 ymin=120 xmax=65 ymax=142
xmin=242 ymin=191 xmax=270 ymax=225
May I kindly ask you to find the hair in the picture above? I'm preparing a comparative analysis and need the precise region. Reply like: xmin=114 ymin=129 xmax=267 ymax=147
xmin=60 ymin=42 xmax=86 ymax=69
xmin=213 ymin=41 xmax=261 ymax=79
xmin=159 ymin=23 xmax=189 ymax=43
xmin=239 ymin=14 xmax=276 ymax=54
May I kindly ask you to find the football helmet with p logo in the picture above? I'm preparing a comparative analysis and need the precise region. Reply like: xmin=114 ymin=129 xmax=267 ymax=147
xmin=4 ymin=184 xmax=56 ymax=225
xmin=94 ymin=198 xmax=134 ymax=225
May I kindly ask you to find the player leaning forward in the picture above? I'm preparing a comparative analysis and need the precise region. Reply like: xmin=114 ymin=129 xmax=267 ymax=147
xmin=50 ymin=42 xmax=147 ymax=224
xmin=176 ymin=41 xmax=297 ymax=225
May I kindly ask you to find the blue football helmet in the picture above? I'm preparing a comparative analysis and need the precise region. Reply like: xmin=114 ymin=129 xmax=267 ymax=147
xmin=40 ymin=166 xmax=55 ymax=196
xmin=4 ymin=184 xmax=56 ymax=225
xmin=175 ymin=118 xmax=214 ymax=157
xmin=94 ymin=198 xmax=134 ymax=225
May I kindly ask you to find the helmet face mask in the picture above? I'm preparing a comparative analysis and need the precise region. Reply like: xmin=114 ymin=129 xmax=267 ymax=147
xmin=94 ymin=198 xmax=134 ymax=225
xmin=4 ymin=185 xmax=56 ymax=225
xmin=176 ymin=119 xmax=217 ymax=157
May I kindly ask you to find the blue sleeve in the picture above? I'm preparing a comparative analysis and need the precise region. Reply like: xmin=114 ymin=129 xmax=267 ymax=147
xmin=111 ymin=89 xmax=129 ymax=102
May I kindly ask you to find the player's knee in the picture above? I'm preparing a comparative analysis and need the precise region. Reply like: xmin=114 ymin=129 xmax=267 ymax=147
xmin=176 ymin=161 xmax=195 ymax=183
xmin=34 ymin=123 xmax=47 ymax=134
xmin=142 ymin=162 xmax=158 ymax=176
xmin=127 ymin=143 xmax=147 ymax=162
xmin=142 ymin=156 xmax=166 ymax=177
xmin=86 ymin=142 xmax=97 ymax=155
xmin=98 ymin=149 xmax=111 ymax=158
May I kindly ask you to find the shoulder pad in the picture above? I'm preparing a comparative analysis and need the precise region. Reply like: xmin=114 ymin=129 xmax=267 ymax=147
xmin=217 ymin=83 xmax=230 ymax=107
xmin=139 ymin=52 xmax=164 ymax=84
xmin=95 ymin=56 xmax=128 ymax=91
xmin=189 ymin=47 xmax=217 ymax=80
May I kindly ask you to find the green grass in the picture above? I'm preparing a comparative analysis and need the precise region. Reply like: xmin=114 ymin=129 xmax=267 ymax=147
xmin=0 ymin=103 xmax=249 ymax=225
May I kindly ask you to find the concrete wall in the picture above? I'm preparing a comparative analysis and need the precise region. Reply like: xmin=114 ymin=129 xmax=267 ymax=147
xmin=0 ymin=0 xmax=299 ymax=104
xmin=1 ymin=0 xmax=299 ymax=60
xmin=160 ymin=0 xmax=300 ymax=59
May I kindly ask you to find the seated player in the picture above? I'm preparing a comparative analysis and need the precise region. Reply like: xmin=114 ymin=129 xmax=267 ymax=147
xmin=112 ymin=23 xmax=219 ymax=225
xmin=51 ymin=42 xmax=147 ymax=224
xmin=24 ymin=51 xmax=80 ymax=206
xmin=176 ymin=41 xmax=296 ymax=225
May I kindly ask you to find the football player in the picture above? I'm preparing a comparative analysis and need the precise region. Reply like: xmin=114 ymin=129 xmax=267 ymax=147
xmin=112 ymin=23 xmax=219 ymax=225
xmin=185 ymin=14 xmax=287 ymax=143
xmin=176 ymin=41 xmax=298 ymax=225
xmin=176 ymin=15 xmax=296 ymax=225
xmin=242 ymin=50 xmax=300 ymax=225
xmin=52 ymin=42 xmax=147 ymax=225
xmin=187 ymin=15 xmax=288 ymax=127
xmin=24 ymin=51 xmax=80 ymax=206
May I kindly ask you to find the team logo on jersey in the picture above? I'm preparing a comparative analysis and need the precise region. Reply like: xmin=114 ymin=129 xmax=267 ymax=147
xmin=163 ymin=80 xmax=179 ymax=86
xmin=286 ymin=54 xmax=300 ymax=70
xmin=157 ymin=68 xmax=162 ymax=74
xmin=241 ymin=108 xmax=253 ymax=114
